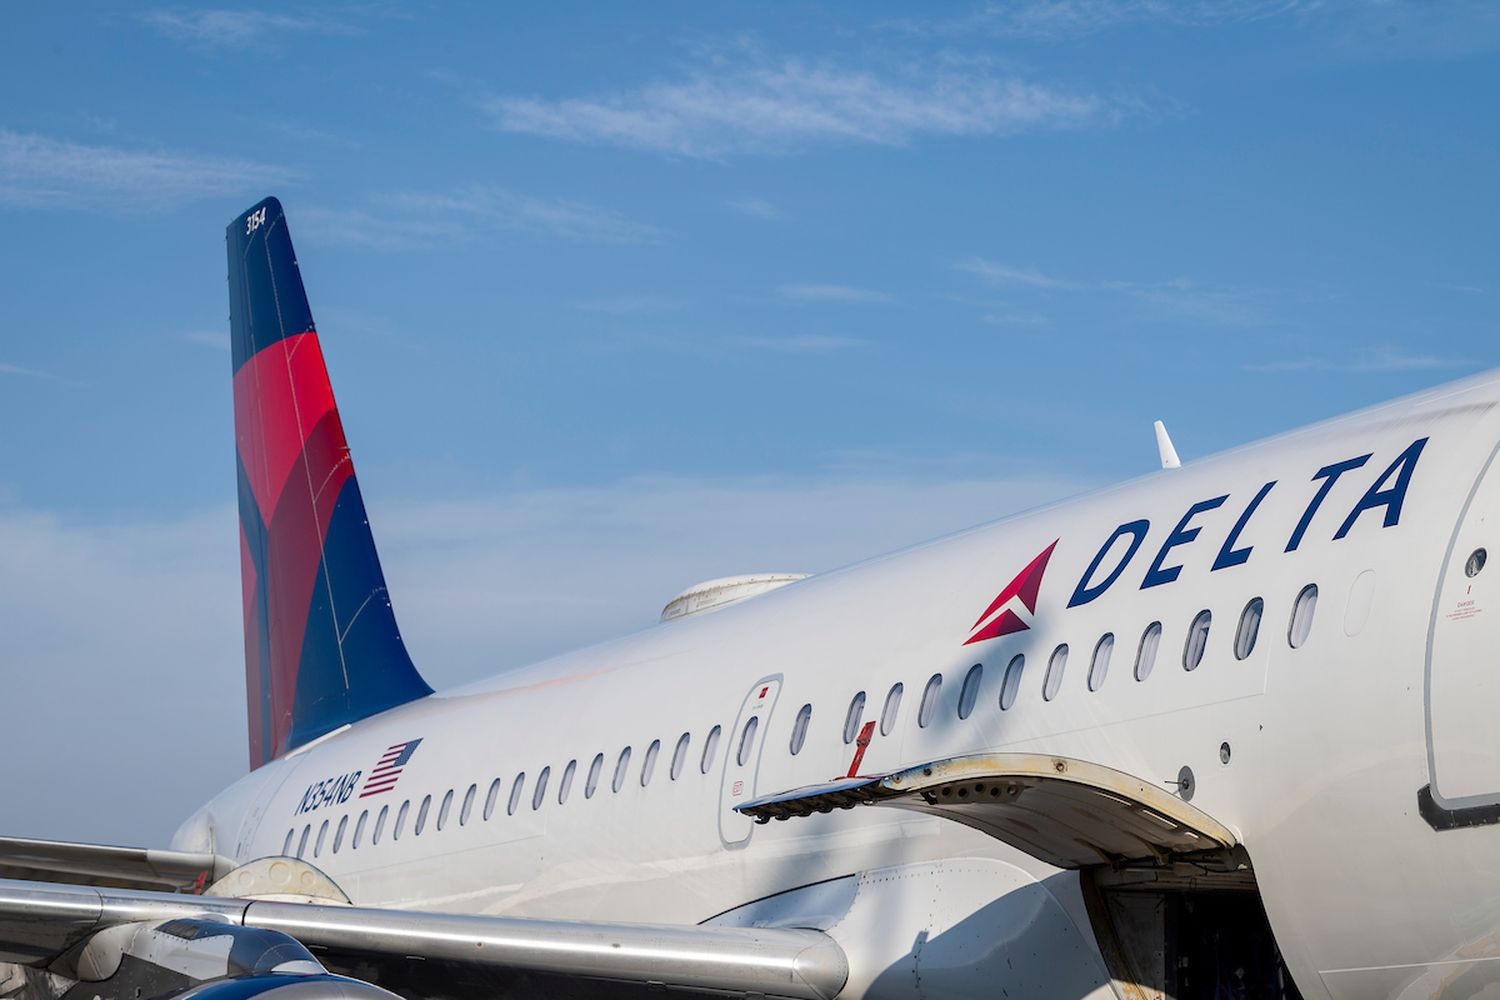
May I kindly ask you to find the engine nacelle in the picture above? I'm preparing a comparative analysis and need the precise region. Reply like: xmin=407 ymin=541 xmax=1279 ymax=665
xmin=3 ymin=917 xmax=397 ymax=1000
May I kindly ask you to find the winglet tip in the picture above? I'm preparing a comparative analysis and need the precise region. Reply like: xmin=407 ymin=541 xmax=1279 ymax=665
xmin=1154 ymin=420 xmax=1182 ymax=470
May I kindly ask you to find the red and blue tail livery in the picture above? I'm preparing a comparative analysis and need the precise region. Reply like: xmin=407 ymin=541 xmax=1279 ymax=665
xmin=228 ymin=197 xmax=431 ymax=769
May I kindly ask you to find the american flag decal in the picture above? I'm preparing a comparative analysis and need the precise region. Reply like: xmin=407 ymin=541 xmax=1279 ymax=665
xmin=359 ymin=739 xmax=422 ymax=798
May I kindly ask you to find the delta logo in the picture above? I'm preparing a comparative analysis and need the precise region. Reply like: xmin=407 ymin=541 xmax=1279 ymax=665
xmin=961 ymin=436 xmax=1430 ymax=647
xmin=964 ymin=541 xmax=1057 ymax=646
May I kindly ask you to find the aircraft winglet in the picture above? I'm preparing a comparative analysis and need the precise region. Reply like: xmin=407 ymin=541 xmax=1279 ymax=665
xmin=1154 ymin=420 xmax=1182 ymax=470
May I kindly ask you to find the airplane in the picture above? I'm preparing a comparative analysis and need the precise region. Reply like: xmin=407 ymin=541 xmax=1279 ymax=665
xmin=1 ymin=195 xmax=1497 ymax=1000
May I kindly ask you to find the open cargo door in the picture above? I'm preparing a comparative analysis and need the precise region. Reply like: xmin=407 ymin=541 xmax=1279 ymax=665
xmin=737 ymin=752 xmax=1238 ymax=870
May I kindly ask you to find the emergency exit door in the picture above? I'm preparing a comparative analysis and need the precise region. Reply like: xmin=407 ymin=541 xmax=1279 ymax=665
xmin=719 ymin=675 xmax=782 ymax=848
xmin=1426 ymin=444 xmax=1500 ymax=825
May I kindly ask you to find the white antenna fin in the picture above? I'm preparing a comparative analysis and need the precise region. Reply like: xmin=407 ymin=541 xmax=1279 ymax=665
xmin=1154 ymin=420 xmax=1182 ymax=470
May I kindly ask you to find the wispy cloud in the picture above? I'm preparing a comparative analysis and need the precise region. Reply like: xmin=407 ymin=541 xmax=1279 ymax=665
xmin=583 ymin=328 xmax=870 ymax=358
xmin=1244 ymin=346 xmax=1477 ymax=375
xmin=301 ymin=185 xmax=665 ymax=250
xmin=263 ymin=120 xmax=362 ymax=149
xmin=981 ymin=309 xmax=1050 ymax=328
xmin=725 ymin=334 xmax=869 ymax=353
xmin=727 ymin=197 xmax=783 ymax=219
xmin=899 ymin=1 xmax=1500 ymax=60
xmin=893 ymin=0 xmax=1308 ymax=41
xmin=140 ymin=9 xmax=355 ymax=49
xmin=0 ymin=362 xmax=58 ymax=379
xmin=0 ymin=129 xmax=288 ymax=211
xmin=298 ymin=206 xmax=465 ymax=251
xmin=574 ymin=295 xmax=686 ymax=315
xmin=182 ymin=330 xmax=229 ymax=351
xmin=958 ymin=257 xmax=1260 ymax=326
xmin=957 ymin=258 xmax=1076 ymax=290
xmin=396 ymin=188 xmax=665 ymax=244
xmin=1324 ymin=0 xmax=1500 ymax=62
xmin=1125 ymin=279 xmax=1260 ymax=327
xmin=481 ymin=60 xmax=1110 ymax=158
xmin=778 ymin=283 xmax=892 ymax=304
xmin=1427 ymin=280 xmax=1488 ymax=295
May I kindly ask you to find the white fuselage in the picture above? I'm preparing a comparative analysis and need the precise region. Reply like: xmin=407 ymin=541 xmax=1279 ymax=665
xmin=176 ymin=369 xmax=1500 ymax=999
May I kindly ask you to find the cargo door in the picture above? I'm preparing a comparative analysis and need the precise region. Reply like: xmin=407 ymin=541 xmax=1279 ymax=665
xmin=739 ymin=752 xmax=1238 ymax=869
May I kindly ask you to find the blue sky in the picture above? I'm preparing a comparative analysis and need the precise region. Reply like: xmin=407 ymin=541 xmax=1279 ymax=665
xmin=1 ymin=2 xmax=1497 ymax=843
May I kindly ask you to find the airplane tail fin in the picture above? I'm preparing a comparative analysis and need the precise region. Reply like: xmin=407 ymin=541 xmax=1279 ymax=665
xmin=228 ymin=197 xmax=431 ymax=770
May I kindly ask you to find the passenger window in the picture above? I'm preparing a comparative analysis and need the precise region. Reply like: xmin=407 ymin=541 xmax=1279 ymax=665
xmin=1289 ymin=584 xmax=1318 ymax=649
xmin=879 ymin=683 xmax=904 ymax=736
xmin=613 ymin=748 xmax=633 ymax=793
xmin=297 ymin=825 xmax=310 ymax=858
xmin=532 ymin=767 xmax=551 ymax=810
xmin=737 ymin=716 xmax=760 ymax=766
xmin=1135 ymin=622 xmax=1162 ymax=681
xmin=314 ymin=819 xmax=328 ymax=857
xmin=394 ymin=800 xmax=409 ymax=841
xmin=1043 ymin=644 xmax=1069 ymax=701
xmin=641 ymin=742 xmax=660 ymax=787
xmin=460 ymin=784 xmax=476 ymax=826
xmin=559 ymin=759 xmax=577 ymax=804
xmin=957 ymin=664 xmax=982 ymax=720
xmin=1235 ymin=598 xmax=1264 ymax=660
xmin=353 ymin=810 xmax=368 ymax=850
xmin=1088 ymin=634 xmax=1114 ymax=692
xmin=333 ymin=815 xmax=348 ymax=853
xmin=507 ymin=773 xmax=525 ymax=816
xmin=415 ymin=794 xmax=431 ymax=836
xmin=282 ymin=829 xmax=295 ymax=856
xmin=918 ymin=674 xmax=942 ymax=727
xmin=586 ymin=754 xmax=604 ymax=798
xmin=701 ymin=725 xmax=722 ymax=773
xmin=671 ymin=733 xmax=691 ymax=779
xmin=483 ymin=779 xmax=502 ymax=821
xmin=999 ymin=653 xmax=1024 ymax=710
xmin=373 ymin=804 xmax=389 ymax=845
xmin=789 ymin=705 xmax=812 ymax=755
xmin=1184 ymin=610 xmax=1212 ymax=670
xmin=437 ymin=789 xmax=453 ymax=831
xmin=843 ymin=692 xmax=867 ymax=744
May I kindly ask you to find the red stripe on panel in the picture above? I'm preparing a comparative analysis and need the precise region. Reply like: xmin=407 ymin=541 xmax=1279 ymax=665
xmin=299 ymin=409 xmax=355 ymax=546
xmin=232 ymin=331 xmax=338 ymax=524
xmin=258 ymin=407 xmax=358 ymax=759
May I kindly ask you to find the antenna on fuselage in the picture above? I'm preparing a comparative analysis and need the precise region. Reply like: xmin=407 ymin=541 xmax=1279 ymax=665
xmin=1154 ymin=420 xmax=1182 ymax=470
